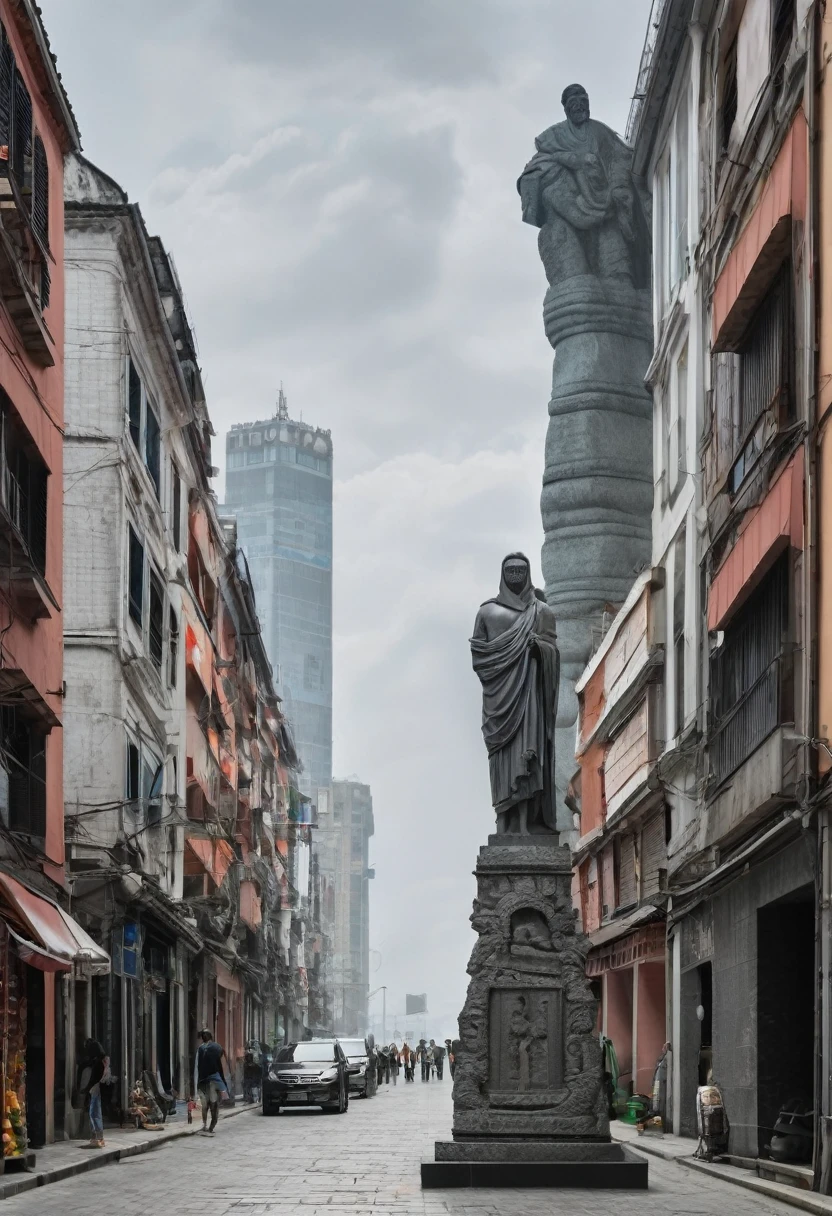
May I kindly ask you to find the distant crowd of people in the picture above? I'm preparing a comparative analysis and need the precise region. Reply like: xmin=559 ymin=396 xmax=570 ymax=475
xmin=384 ymin=1037 xmax=456 ymax=1084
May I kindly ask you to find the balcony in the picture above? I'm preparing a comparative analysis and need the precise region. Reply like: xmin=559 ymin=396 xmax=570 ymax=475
xmin=0 ymin=169 xmax=54 ymax=367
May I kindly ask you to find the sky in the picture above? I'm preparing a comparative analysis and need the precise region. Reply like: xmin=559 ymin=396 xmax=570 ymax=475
xmin=41 ymin=0 xmax=654 ymax=1039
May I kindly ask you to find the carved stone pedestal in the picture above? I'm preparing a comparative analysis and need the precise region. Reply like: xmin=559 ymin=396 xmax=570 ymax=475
xmin=421 ymin=834 xmax=647 ymax=1189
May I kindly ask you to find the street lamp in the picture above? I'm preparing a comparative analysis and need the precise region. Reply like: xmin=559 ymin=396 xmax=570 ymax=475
xmin=368 ymin=985 xmax=387 ymax=1043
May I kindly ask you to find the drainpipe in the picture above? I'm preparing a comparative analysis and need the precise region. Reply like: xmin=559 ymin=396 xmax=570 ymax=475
xmin=803 ymin=0 xmax=824 ymax=1191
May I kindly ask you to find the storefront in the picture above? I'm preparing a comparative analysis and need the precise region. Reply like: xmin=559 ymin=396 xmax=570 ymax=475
xmin=0 ymin=871 xmax=109 ymax=1153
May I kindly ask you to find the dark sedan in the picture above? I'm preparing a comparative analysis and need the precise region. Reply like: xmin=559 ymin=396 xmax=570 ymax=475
xmin=262 ymin=1040 xmax=352 ymax=1115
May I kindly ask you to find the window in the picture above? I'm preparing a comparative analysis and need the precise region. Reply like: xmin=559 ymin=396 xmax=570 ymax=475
xmin=710 ymin=556 xmax=788 ymax=785
xmin=31 ymin=135 xmax=48 ymax=249
xmin=126 ymin=735 xmax=162 ymax=825
xmin=1 ymin=707 xmax=45 ymax=838
xmin=673 ymin=528 xmax=686 ymax=737
xmin=0 ymin=405 xmax=47 ymax=575
xmin=171 ymin=464 xmax=181 ymax=551
xmin=673 ymin=88 xmax=689 ymax=286
xmin=11 ymin=69 xmax=31 ymax=192
xmin=227 ymin=451 xmax=244 ymax=469
xmin=664 ymin=339 xmax=689 ymax=501
xmin=128 ymin=525 xmax=144 ymax=626
xmin=247 ymin=448 xmax=263 ymax=465
xmin=143 ymin=754 xmax=163 ymax=826
xmin=720 ymin=39 xmax=738 ymax=152
xmin=148 ymin=569 xmax=164 ymax=671
xmin=128 ymin=359 xmax=141 ymax=449
xmin=655 ymin=88 xmax=690 ymax=312
xmin=168 ymin=605 xmax=178 ymax=689
xmin=738 ymin=268 xmax=791 ymax=438
xmin=126 ymin=739 xmax=139 ymax=802
xmin=126 ymin=357 xmax=161 ymax=498
xmin=145 ymin=399 xmax=160 ymax=497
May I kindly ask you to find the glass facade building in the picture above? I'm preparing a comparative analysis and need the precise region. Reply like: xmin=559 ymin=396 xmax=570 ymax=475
xmin=224 ymin=409 xmax=333 ymax=795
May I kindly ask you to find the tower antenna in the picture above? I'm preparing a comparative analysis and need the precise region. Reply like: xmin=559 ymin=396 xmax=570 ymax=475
xmin=277 ymin=382 xmax=289 ymax=421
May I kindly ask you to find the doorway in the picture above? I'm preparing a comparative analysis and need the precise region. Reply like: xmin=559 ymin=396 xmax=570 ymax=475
xmin=25 ymin=968 xmax=46 ymax=1148
xmin=757 ymin=887 xmax=814 ymax=1156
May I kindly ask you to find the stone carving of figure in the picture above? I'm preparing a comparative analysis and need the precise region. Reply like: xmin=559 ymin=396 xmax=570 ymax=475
xmin=471 ymin=554 xmax=559 ymax=834
xmin=507 ymin=995 xmax=532 ymax=1089
xmin=529 ymin=997 xmax=550 ymax=1087
xmin=518 ymin=83 xmax=650 ymax=288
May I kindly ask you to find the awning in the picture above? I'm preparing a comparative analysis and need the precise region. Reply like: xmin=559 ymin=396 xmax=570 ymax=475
xmin=0 ymin=872 xmax=110 ymax=974
xmin=587 ymin=903 xmax=660 ymax=949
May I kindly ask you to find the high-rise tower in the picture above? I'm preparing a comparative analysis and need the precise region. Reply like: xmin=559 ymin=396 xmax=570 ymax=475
xmin=224 ymin=391 xmax=333 ymax=793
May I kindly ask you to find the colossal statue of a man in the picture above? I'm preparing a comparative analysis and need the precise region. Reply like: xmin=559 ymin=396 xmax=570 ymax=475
xmin=518 ymin=82 xmax=651 ymax=288
xmin=470 ymin=554 xmax=559 ymax=835
xmin=516 ymin=85 xmax=653 ymax=834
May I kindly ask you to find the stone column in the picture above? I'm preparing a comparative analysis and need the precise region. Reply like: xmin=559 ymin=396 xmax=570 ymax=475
xmin=542 ymin=275 xmax=652 ymax=828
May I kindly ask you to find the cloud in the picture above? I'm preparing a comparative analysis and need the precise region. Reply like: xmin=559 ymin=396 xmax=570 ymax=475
xmin=41 ymin=0 xmax=655 ymax=1033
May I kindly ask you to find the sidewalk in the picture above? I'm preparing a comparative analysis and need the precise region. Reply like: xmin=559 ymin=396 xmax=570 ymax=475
xmin=613 ymin=1122 xmax=832 ymax=1216
xmin=0 ymin=1099 xmax=256 ymax=1202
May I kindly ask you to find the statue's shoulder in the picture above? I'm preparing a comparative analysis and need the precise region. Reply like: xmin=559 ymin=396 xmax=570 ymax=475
xmin=534 ymin=120 xmax=570 ymax=151
xmin=588 ymin=118 xmax=633 ymax=157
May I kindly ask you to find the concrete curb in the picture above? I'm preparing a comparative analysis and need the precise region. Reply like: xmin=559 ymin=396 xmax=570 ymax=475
xmin=0 ymin=1102 xmax=256 ymax=1201
xmin=619 ymin=1137 xmax=832 ymax=1215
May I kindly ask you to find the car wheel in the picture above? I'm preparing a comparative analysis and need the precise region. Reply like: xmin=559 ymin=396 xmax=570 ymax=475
xmin=263 ymin=1102 xmax=279 ymax=1116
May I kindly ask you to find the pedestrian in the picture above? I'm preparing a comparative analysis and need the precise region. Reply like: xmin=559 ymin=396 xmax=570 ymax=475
xmin=431 ymin=1039 xmax=445 ymax=1080
xmin=77 ymin=1038 xmax=109 ymax=1148
xmin=195 ymin=1028 xmax=228 ymax=1136
xmin=401 ymin=1041 xmax=414 ymax=1082
xmin=419 ymin=1039 xmax=432 ymax=1082
xmin=243 ymin=1039 xmax=262 ymax=1104
xmin=445 ymin=1039 xmax=455 ymax=1079
xmin=388 ymin=1043 xmax=400 ymax=1085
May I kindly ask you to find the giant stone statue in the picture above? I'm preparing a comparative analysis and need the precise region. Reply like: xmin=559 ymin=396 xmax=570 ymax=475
xmin=517 ymin=83 xmax=653 ymax=832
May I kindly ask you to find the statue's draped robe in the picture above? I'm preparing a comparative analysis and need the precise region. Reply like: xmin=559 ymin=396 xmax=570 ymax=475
xmin=471 ymin=597 xmax=559 ymax=831
xmin=517 ymin=117 xmax=651 ymax=288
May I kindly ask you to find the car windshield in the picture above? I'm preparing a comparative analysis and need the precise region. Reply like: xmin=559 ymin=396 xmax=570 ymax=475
xmin=276 ymin=1043 xmax=337 ymax=1063
xmin=339 ymin=1039 xmax=367 ymax=1056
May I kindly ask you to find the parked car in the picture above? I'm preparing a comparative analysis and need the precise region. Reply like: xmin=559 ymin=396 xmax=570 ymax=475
xmin=337 ymin=1037 xmax=378 ymax=1098
xmin=262 ymin=1040 xmax=354 ymax=1115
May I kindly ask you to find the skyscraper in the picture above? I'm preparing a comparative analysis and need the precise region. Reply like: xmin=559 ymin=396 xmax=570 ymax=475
xmin=224 ymin=392 xmax=333 ymax=794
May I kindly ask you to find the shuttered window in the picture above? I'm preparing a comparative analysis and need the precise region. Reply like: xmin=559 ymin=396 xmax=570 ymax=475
xmin=128 ymin=358 xmax=142 ymax=451
xmin=3 ymin=707 xmax=46 ymax=839
xmin=31 ymin=135 xmax=48 ymax=248
xmin=641 ymin=813 xmax=666 ymax=899
xmin=739 ymin=269 xmax=791 ymax=437
xmin=618 ymin=835 xmax=637 ymax=908
xmin=128 ymin=525 xmax=144 ymax=626
xmin=11 ymin=70 xmax=30 ymax=190
xmin=0 ymin=26 xmax=13 ymax=153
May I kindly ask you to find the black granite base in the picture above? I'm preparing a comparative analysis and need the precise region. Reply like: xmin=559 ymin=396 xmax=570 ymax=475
xmin=421 ymin=1142 xmax=648 ymax=1189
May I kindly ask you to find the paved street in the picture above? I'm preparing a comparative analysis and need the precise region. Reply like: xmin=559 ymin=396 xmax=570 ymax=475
xmin=0 ymin=1078 xmax=814 ymax=1216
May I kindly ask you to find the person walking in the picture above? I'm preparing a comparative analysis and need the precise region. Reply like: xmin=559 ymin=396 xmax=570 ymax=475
xmin=77 ymin=1038 xmax=109 ymax=1148
xmin=388 ymin=1043 xmax=400 ymax=1085
xmin=401 ymin=1042 xmax=413 ymax=1082
xmin=420 ymin=1039 xmax=432 ymax=1082
xmin=243 ymin=1040 xmax=262 ymax=1104
xmin=431 ymin=1039 xmax=445 ymax=1080
xmin=195 ymin=1028 xmax=228 ymax=1136
xmin=445 ymin=1039 xmax=456 ymax=1079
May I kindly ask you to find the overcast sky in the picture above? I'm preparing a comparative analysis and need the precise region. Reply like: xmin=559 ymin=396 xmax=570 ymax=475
xmin=42 ymin=0 xmax=654 ymax=1039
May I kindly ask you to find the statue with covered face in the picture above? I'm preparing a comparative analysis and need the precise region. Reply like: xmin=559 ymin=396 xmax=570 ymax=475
xmin=470 ymin=554 xmax=559 ymax=834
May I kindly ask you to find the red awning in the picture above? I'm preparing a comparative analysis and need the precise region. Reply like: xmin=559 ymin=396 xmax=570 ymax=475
xmin=185 ymin=836 xmax=235 ymax=887
xmin=0 ymin=872 xmax=110 ymax=974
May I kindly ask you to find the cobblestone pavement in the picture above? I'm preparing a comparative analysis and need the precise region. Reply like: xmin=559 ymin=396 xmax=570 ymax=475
xmin=3 ymin=1078 xmax=810 ymax=1215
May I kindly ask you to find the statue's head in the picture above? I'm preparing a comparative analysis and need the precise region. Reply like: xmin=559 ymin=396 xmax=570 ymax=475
xmin=562 ymin=83 xmax=590 ymax=126
xmin=502 ymin=554 xmax=531 ymax=594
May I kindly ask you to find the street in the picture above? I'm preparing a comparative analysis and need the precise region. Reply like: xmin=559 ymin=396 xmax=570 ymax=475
xmin=1 ymin=1080 xmax=809 ymax=1216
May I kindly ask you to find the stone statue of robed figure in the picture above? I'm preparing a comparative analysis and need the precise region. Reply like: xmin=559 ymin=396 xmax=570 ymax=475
xmin=471 ymin=554 xmax=559 ymax=835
